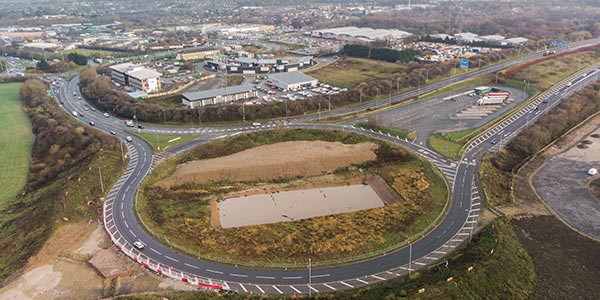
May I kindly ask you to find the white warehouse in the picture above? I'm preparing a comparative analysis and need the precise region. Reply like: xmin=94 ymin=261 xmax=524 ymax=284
xmin=267 ymin=72 xmax=318 ymax=91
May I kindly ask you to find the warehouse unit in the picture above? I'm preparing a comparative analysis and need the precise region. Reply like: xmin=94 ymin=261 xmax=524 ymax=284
xmin=182 ymin=85 xmax=257 ymax=107
xmin=267 ymin=72 xmax=318 ymax=91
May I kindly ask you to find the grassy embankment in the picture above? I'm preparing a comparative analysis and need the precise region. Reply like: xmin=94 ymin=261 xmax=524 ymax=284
xmin=115 ymin=218 xmax=535 ymax=300
xmin=0 ymin=83 xmax=33 ymax=203
xmin=428 ymin=49 xmax=600 ymax=159
xmin=0 ymin=79 xmax=127 ymax=282
xmin=137 ymin=129 xmax=448 ymax=268
xmin=136 ymin=133 xmax=198 ymax=153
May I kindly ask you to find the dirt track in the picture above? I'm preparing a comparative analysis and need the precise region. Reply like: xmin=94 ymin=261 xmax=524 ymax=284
xmin=159 ymin=141 xmax=377 ymax=187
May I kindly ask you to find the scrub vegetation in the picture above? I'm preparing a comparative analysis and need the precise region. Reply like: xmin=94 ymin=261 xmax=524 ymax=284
xmin=137 ymin=129 xmax=448 ymax=267
xmin=0 ymin=78 xmax=126 ymax=282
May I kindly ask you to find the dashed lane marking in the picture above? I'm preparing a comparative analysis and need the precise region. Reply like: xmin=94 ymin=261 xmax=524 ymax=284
xmin=230 ymin=273 xmax=248 ymax=278
xmin=164 ymin=255 xmax=178 ymax=262
xmin=311 ymin=274 xmax=330 ymax=278
xmin=256 ymin=275 xmax=275 ymax=279
xmin=150 ymin=248 xmax=161 ymax=255
xmin=283 ymin=276 xmax=302 ymax=280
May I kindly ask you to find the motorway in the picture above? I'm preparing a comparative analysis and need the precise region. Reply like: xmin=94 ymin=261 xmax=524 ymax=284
xmin=50 ymin=42 xmax=600 ymax=294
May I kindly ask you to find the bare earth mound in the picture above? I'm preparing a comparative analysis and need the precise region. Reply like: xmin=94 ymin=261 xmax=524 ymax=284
xmin=159 ymin=141 xmax=377 ymax=187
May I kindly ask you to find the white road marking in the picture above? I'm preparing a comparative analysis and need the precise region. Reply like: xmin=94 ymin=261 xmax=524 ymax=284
xmin=414 ymin=262 xmax=426 ymax=265
xmin=255 ymin=285 xmax=265 ymax=293
xmin=239 ymin=283 xmax=248 ymax=292
xmin=230 ymin=273 xmax=248 ymax=278
xmin=323 ymin=283 xmax=336 ymax=290
xmin=356 ymin=278 xmax=369 ymax=284
xmin=128 ymin=229 xmax=136 ymax=237
xmin=339 ymin=281 xmax=354 ymax=288
xmin=164 ymin=255 xmax=178 ymax=262
xmin=203 ymin=268 xmax=221 ymax=273
xmin=283 ymin=276 xmax=302 ymax=280
xmin=311 ymin=274 xmax=330 ymax=278
xmin=289 ymin=285 xmax=302 ymax=293
xmin=309 ymin=285 xmax=319 ymax=292
xmin=183 ymin=263 xmax=199 ymax=274
xmin=150 ymin=248 xmax=161 ymax=255
xmin=272 ymin=285 xmax=283 ymax=294
xmin=372 ymin=274 xmax=385 ymax=281
xmin=256 ymin=275 xmax=275 ymax=279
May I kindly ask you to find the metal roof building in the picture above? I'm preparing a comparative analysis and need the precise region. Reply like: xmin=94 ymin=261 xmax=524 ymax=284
xmin=312 ymin=26 xmax=412 ymax=42
xmin=267 ymin=72 xmax=318 ymax=91
xmin=182 ymin=85 xmax=257 ymax=107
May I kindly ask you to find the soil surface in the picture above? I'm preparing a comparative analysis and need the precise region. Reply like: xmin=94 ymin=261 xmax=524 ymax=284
xmin=512 ymin=216 xmax=600 ymax=300
xmin=159 ymin=141 xmax=377 ymax=187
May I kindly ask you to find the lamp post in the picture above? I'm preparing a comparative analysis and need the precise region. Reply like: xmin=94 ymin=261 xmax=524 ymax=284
xmin=308 ymin=258 xmax=312 ymax=297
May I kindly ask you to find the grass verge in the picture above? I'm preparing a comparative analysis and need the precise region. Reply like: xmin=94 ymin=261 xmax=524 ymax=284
xmin=0 ymin=83 xmax=33 ymax=204
xmin=135 ymin=133 xmax=198 ymax=153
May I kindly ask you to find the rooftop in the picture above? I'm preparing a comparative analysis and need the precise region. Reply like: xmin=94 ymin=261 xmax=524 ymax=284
xmin=180 ymin=47 xmax=219 ymax=54
xmin=110 ymin=62 xmax=134 ymax=73
xmin=268 ymin=72 xmax=317 ymax=85
xmin=315 ymin=26 xmax=412 ymax=41
xmin=183 ymin=85 xmax=254 ymax=101
xmin=127 ymin=68 xmax=161 ymax=80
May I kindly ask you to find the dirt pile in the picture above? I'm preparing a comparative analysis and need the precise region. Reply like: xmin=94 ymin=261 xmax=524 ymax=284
xmin=158 ymin=141 xmax=377 ymax=187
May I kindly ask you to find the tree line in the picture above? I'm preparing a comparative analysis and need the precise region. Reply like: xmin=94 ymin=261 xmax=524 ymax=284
xmin=343 ymin=44 xmax=417 ymax=63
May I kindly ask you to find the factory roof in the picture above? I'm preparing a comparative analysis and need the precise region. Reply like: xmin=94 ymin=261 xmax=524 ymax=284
xmin=183 ymin=85 xmax=254 ymax=101
xmin=268 ymin=72 xmax=317 ymax=85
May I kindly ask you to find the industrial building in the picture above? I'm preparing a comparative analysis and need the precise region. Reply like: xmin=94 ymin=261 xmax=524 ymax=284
xmin=311 ymin=26 xmax=413 ymax=43
xmin=206 ymin=56 xmax=313 ymax=74
xmin=182 ymin=85 xmax=257 ymax=107
xmin=176 ymin=47 xmax=220 ymax=61
xmin=267 ymin=72 xmax=318 ymax=91
xmin=110 ymin=63 xmax=162 ymax=93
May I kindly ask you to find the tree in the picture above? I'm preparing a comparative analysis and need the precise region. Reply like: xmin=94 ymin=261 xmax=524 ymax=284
xmin=36 ymin=59 xmax=49 ymax=70
xmin=67 ymin=52 xmax=89 ymax=66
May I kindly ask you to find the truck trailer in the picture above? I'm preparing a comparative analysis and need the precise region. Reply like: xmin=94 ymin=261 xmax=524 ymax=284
xmin=477 ymin=92 xmax=510 ymax=105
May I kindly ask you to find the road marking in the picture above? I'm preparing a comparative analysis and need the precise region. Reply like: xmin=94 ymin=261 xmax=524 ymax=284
xmin=255 ymin=285 xmax=265 ymax=293
xmin=424 ymin=256 xmax=437 ymax=260
xmin=372 ymin=274 xmax=385 ymax=281
xmin=150 ymin=248 xmax=161 ymax=255
xmin=414 ymin=262 xmax=426 ymax=265
xmin=128 ymin=229 xmax=136 ymax=237
xmin=311 ymin=274 xmax=330 ymax=278
xmin=289 ymin=285 xmax=302 ymax=293
xmin=272 ymin=285 xmax=283 ymax=294
xmin=323 ymin=283 xmax=336 ymax=290
xmin=230 ymin=273 xmax=248 ymax=278
xmin=433 ymin=250 xmax=446 ymax=254
xmin=339 ymin=281 xmax=354 ymax=288
xmin=256 ymin=275 xmax=275 ymax=279
xmin=283 ymin=276 xmax=302 ymax=280
xmin=309 ymin=285 xmax=319 ymax=292
xmin=123 ymin=220 xmax=129 ymax=228
xmin=164 ymin=255 xmax=178 ymax=262
xmin=239 ymin=283 xmax=248 ymax=292
xmin=356 ymin=278 xmax=369 ymax=284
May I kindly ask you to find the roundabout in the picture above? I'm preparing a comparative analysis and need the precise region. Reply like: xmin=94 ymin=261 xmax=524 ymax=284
xmin=48 ymin=38 xmax=600 ymax=294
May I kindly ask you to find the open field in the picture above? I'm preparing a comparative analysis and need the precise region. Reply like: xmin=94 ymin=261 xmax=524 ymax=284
xmin=138 ymin=129 xmax=448 ymax=267
xmin=428 ymin=134 xmax=463 ymax=159
xmin=0 ymin=83 xmax=33 ymax=204
xmin=57 ymin=48 xmax=124 ymax=58
xmin=159 ymin=141 xmax=377 ymax=187
xmin=307 ymin=57 xmax=408 ymax=88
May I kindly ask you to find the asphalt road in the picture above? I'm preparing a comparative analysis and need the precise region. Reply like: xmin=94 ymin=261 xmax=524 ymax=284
xmin=48 ymin=42 xmax=600 ymax=293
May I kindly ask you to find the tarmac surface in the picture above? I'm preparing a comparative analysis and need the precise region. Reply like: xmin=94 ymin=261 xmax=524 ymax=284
xmin=532 ymin=128 xmax=600 ymax=240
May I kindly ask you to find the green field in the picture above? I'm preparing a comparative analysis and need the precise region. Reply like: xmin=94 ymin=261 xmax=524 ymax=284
xmin=57 ymin=48 xmax=123 ymax=57
xmin=307 ymin=57 xmax=408 ymax=88
xmin=0 ymin=83 xmax=33 ymax=204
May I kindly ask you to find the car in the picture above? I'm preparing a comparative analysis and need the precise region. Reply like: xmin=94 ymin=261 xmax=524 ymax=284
xmin=542 ymin=99 xmax=548 ymax=104
xmin=72 ymin=111 xmax=78 ymax=117
xmin=110 ymin=131 xmax=116 ymax=135
xmin=89 ymin=121 xmax=95 ymax=126
xmin=59 ymin=101 xmax=64 ymax=105
xmin=90 ymin=107 xmax=96 ymax=112
xmin=79 ymin=113 xmax=84 ymax=117
xmin=137 ymin=124 xmax=145 ymax=129
xmin=103 ymin=113 xmax=110 ymax=118
xmin=252 ymin=122 xmax=261 ymax=126
xmin=126 ymin=136 xmax=133 ymax=142
xmin=490 ymin=139 xmax=497 ymax=144
xmin=133 ymin=241 xmax=144 ymax=249
xmin=84 ymin=107 xmax=88 ymax=111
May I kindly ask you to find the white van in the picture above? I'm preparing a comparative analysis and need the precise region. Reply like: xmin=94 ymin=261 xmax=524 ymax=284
xmin=588 ymin=168 xmax=598 ymax=176
xmin=72 ymin=111 xmax=78 ymax=117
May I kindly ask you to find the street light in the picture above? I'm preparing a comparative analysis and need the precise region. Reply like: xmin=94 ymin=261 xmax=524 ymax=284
xmin=308 ymin=258 xmax=312 ymax=297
